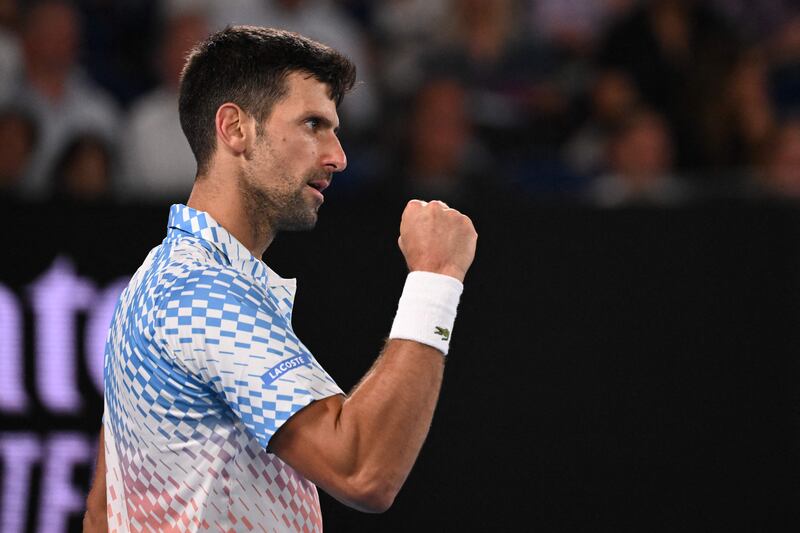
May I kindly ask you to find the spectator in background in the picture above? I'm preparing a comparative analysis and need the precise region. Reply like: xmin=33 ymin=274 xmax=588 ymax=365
xmin=423 ymin=0 xmax=573 ymax=157
xmin=375 ymin=77 xmax=493 ymax=211
xmin=700 ymin=48 xmax=775 ymax=178
xmin=9 ymin=0 xmax=118 ymax=199
xmin=598 ymin=0 xmax=742 ymax=172
xmin=564 ymin=69 xmax=641 ymax=178
xmin=372 ymin=0 xmax=451 ymax=98
xmin=426 ymin=0 xmax=524 ymax=122
xmin=757 ymin=120 xmax=800 ymax=199
xmin=0 ymin=108 xmax=36 ymax=196
xmin=588 ymin=108 xmax=690 ymax=207
xmin=524 ymin=0 xmax=637 ymax=113
xmin=0 ymin=0 xmax=21 ymax=102
xmin=118 ymin=7 xmax=209 ymax=202
xmin=50 ymin=133 xmax=113 ymax=203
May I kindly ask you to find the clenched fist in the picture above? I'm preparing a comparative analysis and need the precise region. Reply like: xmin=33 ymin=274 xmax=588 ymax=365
xmin=398 ymin=200 xmax=477 ymax=283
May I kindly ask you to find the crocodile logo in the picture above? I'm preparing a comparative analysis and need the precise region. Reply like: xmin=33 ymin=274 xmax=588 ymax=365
xmin=434 ymin=326 xmax=450 ymax=341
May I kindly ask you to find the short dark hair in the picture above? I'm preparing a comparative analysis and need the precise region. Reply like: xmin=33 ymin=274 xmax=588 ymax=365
xmin=179 ymin=26 xmax=356 ymax=175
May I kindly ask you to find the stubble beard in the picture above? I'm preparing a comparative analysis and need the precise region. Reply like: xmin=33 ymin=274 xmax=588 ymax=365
xmin=238 ymin=166 xmax=321 ymax=241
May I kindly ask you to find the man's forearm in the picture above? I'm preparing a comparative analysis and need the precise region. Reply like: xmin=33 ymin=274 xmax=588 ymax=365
xmin=338 ymin=339 xmax=445 ymax=503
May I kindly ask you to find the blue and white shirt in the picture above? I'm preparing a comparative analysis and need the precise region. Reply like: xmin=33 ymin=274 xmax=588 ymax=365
xmin=103 ymin=204 xmax=343 ymax=532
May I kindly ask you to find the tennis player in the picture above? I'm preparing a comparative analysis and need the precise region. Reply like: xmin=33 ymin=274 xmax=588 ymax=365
xmin=84 ymin=26 xmax=476 ymax=532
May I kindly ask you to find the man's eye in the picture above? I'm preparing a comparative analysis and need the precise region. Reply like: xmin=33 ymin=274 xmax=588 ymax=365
xmin=305 ymin=118 xmax=320 ymax=129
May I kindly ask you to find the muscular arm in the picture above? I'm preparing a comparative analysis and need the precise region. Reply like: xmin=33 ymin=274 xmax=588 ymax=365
xmin=83 ymin=427 xmax=108 ymax=532
xmin=270 ymin=339 xmax=444 ymax=512
xmin=271 ymin=200 xmax=476 ymax=513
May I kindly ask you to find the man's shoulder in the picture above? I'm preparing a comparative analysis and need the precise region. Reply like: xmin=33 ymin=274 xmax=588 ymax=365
xmin=154 ymin=235 xmax=269 ymax=311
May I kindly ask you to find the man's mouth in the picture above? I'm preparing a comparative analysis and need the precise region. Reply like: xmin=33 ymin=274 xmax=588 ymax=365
xmin=306 ymin=176 xmax=331 ymax=203
xmin=307 ymin=179 xmax=330 ymax=193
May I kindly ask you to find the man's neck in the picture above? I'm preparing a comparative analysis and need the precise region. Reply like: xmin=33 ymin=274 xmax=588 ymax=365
xmin=186 ymin=175 xmax=275 ymax=259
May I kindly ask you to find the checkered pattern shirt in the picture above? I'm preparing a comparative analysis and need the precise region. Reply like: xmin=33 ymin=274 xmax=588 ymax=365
xmin=103 ymin=204 xmax=343 ymax=532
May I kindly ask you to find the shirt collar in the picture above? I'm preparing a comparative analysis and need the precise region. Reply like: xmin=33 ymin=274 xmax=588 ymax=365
xmin=166 ymin=204 xmax=297 ymax=293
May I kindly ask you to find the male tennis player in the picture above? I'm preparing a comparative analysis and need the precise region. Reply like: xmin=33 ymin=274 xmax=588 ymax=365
xmin=84 ymin=26 xmax=476 ymax=532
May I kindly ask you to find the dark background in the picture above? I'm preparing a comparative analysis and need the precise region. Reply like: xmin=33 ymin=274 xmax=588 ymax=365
xmin=4 ymin=1 xmax=800 ymax=531
xmin=1 ymin=197 xmax=799 ymax=532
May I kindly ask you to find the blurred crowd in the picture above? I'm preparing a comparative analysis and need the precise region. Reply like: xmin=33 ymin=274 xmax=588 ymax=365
xmin=2 ymin=0 xmax=800 ymax=208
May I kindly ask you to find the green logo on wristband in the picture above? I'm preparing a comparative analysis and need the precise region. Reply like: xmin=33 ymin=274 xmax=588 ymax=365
xmin=434 ymin=326 xmax=450 ymax=341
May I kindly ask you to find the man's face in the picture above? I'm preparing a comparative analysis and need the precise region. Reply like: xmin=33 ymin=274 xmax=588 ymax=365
xmin=239 ymin=71 xmax=346 ymax=233
xmin=24 ymin=1 xmax=79 ymax=70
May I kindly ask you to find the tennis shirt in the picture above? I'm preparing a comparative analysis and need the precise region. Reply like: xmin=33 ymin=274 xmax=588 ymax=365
xmin=103 ymin=204 xmax=344 ymax=532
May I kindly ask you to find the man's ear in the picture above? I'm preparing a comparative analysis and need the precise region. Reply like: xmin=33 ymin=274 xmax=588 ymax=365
xmin=215 ymin=103 xmax=254 ymax=156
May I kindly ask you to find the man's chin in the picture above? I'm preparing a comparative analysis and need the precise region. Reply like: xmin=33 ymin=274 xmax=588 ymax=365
xmin=279 ymin=212 xmax=318 ymax=232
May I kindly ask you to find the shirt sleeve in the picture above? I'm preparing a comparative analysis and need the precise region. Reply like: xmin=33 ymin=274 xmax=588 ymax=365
xmin=159 ymin=266 xmax=343 ymax=449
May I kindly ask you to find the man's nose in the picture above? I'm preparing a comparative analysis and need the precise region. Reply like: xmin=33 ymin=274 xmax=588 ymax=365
xmin=322 ymin=134 xmax=347 ymax=173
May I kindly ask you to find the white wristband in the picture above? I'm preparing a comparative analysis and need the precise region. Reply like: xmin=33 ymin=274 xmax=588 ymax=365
xmin=389 ymin=271 xmax=464 ymax=355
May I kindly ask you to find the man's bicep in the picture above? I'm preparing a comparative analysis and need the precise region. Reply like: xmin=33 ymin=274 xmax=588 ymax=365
xmin=269 ymin=394 xmax=355 ymax=497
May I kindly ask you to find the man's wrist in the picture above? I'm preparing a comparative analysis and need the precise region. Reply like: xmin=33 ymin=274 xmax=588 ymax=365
xmin=408 ymin=265 xmax=466 ymax=283
xmin=389 ymin=272 xmax=463 ymax=355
